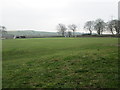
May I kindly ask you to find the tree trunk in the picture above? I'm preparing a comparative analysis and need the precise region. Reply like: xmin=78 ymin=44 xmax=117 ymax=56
xmin=100 ymin=30 xmax=103 ymax=35
xmin=62 ymin=32 xmax=64 ymax=37
xmin=89 ymin=29 xmax=92 ymax=35
xmin=115 ymin=27 xmax=119 ymax=35
xmin=97 ymin=30 xmax=100 ymax=35
xmin=110 ymin=28 xmax=114 ymax=35
xmin=97 ymin=28 xmax=101 ymax=35
xmin=73 ymin=31 xmax=75 ymax=37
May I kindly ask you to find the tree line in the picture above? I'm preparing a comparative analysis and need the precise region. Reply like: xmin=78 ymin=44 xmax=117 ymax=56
xmin=0 ymin=18 xmax=120 ymax=38
xmin=57 ymin=18 xmax=120 ymax=37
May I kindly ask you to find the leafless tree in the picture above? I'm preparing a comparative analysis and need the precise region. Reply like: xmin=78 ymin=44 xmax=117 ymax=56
xmin=110 ymin=20 xmax=120 ymax=35
xmin=57 ymin=24 xmax=67 ymax=37
xmin=68 ymin=24 xmax=77 ymax=37
xmin=84 ymin=21 xmax=94 ymax=35
xmin=94 ymin=19 xmax=106 ymax=35
xmin=106 ymin=20 xmax=115 ymax=35
xmin=0 ymin=26 xmax=7 ymax=34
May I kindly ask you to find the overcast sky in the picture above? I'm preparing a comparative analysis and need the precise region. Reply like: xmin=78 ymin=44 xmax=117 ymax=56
xmin=1 ymin=0 xmax=119 ymax=32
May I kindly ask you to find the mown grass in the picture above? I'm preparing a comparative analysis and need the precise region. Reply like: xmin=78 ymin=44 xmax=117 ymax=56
xmin=2 ymin=37 xmax=118 ymax=88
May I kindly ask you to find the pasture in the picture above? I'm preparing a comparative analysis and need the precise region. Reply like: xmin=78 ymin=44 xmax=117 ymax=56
xmin=2 ymin=37 xmax=118 ymax=88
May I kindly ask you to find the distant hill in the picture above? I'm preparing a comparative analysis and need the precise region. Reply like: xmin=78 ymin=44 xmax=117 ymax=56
xmin=7 ymin=30 xmax=82 ymax=36
xmin=7 ymin=30 xmax=58 ymax=36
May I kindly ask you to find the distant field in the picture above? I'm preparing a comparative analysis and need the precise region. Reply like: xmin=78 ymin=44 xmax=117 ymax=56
xmin=2 ymin=37 xmax=118 ymax=88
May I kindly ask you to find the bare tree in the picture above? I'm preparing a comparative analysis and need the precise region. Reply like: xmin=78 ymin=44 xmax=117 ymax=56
xmin=68 ymin=24 xmax=77 ymax=37
xmin=57 ymin=24 xmax=67 ymax=37
xmin=110 ymin=20 xmax=120 ymax=35
xmin=106 ymin=20 xmax=115 ymax=35
xmin=84 ymin=21 xmax=94 ymax=35
xmin=94 ymin=19 xmax=106 ymax=35
xmin=0 ymin=26 xmax=7 ymax=34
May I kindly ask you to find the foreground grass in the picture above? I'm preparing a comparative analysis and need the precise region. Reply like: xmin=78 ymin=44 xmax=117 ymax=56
xmin=2 ymin=37 xmax=118 ymax=88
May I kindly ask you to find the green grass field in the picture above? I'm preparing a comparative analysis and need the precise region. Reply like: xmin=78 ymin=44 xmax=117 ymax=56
xmin=2 ymin=37 xmax=118 ymax=88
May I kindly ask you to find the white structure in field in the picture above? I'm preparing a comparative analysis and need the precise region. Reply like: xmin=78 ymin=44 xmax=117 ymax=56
xmin=118 ymin=1 xmax=120 ymax=20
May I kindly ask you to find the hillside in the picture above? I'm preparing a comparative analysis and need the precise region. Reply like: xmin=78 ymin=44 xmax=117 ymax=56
xmin=7 ymin=30 xmax=82 ymax=37
xmin=7 ymin=30 xmax=58 ymax=36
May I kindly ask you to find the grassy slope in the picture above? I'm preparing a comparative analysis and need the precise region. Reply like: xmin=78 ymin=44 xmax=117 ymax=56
xmin=2 ymin=37 xmax=118 ymax=88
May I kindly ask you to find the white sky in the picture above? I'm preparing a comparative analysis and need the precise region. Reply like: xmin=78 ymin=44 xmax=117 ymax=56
xmin=1 ymin=0 xmax=119 ymax=32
